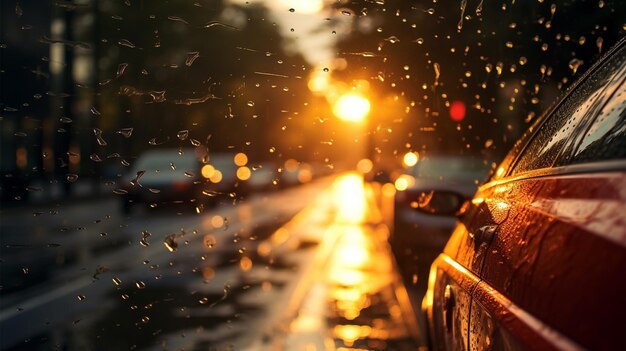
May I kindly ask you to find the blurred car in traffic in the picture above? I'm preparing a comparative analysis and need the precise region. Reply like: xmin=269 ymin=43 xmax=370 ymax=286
xmin=391 ymin=156 xmax=491 ymax=253
xmin=420 ymin=38 xmax=626 ymax=350
xmin=120 ymin=149 xmax=239 ymax=213
xmin=245 ymin=162 xmax=279 ymax=193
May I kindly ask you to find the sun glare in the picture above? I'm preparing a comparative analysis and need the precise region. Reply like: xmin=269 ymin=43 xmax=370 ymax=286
xmin=278 ymin=0 xmax=324 ymax=13
xmin=333 ymin=93 xmax=371 ymax=122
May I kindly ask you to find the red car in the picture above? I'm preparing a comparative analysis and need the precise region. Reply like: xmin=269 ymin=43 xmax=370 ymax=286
xmin=420 ymin=38 xmax=626 ymax=350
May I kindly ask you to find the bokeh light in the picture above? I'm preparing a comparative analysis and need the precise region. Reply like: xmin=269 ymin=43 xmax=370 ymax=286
xmin=402 ymin=152 xmax=419 ymax=167
xmin=450 ymin=101 xmax=466 ymax=122
xmin=237 ymin=166 xmax=251 ymax=181
xmin=234 ymin=152 xmax=248 ymax=166
xmin=356 ymin=158 xmax=374 ymax=174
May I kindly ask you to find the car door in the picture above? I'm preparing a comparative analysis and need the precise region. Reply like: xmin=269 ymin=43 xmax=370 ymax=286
xmin=424 ymin=127 xmax=530 ymax=351
xmin=468 ymin=40 xmax=626 ymax=350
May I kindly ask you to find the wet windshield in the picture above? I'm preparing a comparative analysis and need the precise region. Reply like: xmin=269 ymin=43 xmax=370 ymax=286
xmin=1 ymin=0 xmax=623 ymax=350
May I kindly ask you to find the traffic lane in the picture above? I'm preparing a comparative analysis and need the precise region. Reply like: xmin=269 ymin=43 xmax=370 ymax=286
xmin=0 ymin=178 xmax=332 ymax=304
xmin=0 ymin=177 xmax=337 ymax=350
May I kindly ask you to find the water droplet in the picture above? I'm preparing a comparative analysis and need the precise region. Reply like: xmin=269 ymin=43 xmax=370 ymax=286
xmin=163 ymin=234 xmax=178 ymax=252
xmin=112 ymin=277 xmax=122 ymax=286
xmin=66 ymin=174 xmax=79 ymax=182
xmin=457 ymin=0 xmax=467 ymax=31
xmin=148 ymin=188 xmax=161 ymax=194
xmin=568 ymin=58 xmax=583 ymax=74
xmin=90 ymin=154 xmax=102 ymax=162
xmin=135 ymin=281 xmax=146 ymax=289
xmin=433 ymin=62 xmax=441 ymax=82
xmin=289 ymin=8 xmax=295 ymax=12
xmin=340 ymin=9 xmax=353 ymax=16
xmin=170 ymin=162 xmax=176 ymax=170
xmin=427 ymin=8 xmax=435 ymax=14
xmin=59 ymin=117 xmax=72 ymax=123
xmin=116 ymin=128 xmax=133 ymax=138
xmin=148 ymin=136 xmax=169 ymax=146
xmin=596 ymin=37 xmax=603 ymax=53
xmin=148 ymin=90 xmax=166 ymax=103
xmin=475 ymin=0 xmax=484 ymax=15
xmin=131 ymin=170 xmax=145 ymax=186
xmin=323 ymin=67 xmax=329 ymax=72
xmin=578 ymin=36 xmax=586 ymax=45
xmin=93 ymin=128 xmax=108 ymax=146
xmin=117 ymin=63 xmax=128 ymax=77
xmin=385 ymin=35 xmax=400 ymax=43
xmin=113 ymin=189 xmax=128 ymax=195
xmin=184 ymin=171 xmax=194 ymax=178
xmin=247 ymin=101 xmax=255 ymax=107
xmin=414 ymin=38 xmax=424 ymax=45
xmin=77 ymin=295 xmax=86 ymax=301
xmin=118 ymin=39 xmax=136 ymax=48
xmin=519 ymin=56 xmax=528 ymax=65
xmin=185 ymin=51 xmax=200 ymax=66
xmin=177 ymin=130 xmax=189 ymax=140
xmin=167 ymin=16 xmax=189 ymax=24
xmin=495 ymin=62 xmax=503 ymax=76
xmin=90 ymin=106 xmax=101 ymax=116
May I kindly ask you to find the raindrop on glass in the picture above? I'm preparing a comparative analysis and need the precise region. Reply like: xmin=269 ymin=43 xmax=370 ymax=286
xmin=177 ymin=130 xmax=189 ymax=140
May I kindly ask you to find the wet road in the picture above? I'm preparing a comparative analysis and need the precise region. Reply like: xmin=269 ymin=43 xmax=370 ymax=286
xmin=0 ymin=173 xmax=423 ymax=350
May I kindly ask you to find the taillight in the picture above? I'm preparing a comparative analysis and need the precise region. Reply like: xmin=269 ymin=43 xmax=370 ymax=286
xmin=173 ymin=181 xmax=190 ymax=191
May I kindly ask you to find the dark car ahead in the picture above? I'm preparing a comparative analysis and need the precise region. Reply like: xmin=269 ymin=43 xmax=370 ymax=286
xmin=392 ymin=156 xmax=490 ymax=251
xmin=120 ymin=149 xmax=238 ymax=213
xmin=419 ymin=38 xmax=626 ymax=350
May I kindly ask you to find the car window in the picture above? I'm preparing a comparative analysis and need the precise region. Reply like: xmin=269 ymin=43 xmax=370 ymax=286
xmin=410 ymin=158 xmax=490 ymax=183
xmin=567 ymin=77 xmax=626 ymax=164
xmin=510 ymin=43 xmax=626 ymax=176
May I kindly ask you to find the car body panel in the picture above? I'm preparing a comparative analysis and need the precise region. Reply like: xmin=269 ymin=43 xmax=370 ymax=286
xmin=469 ymin=280 xmax=583 ymax=351
xmin=423 ymin=38 xmax=626 ymax=351
xmin=478 ymin=171 xmax=626 ymax=350
xmin=424 ymin=254 xmax=477 ymax=351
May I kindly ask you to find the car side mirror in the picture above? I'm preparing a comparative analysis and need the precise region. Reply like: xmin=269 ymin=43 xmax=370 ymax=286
xmin=413 ymin=190 xmax=469 ymax=217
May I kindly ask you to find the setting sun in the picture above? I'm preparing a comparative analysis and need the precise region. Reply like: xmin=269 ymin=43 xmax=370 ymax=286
xmin=333 ymin=93 xmax=371 ymax=122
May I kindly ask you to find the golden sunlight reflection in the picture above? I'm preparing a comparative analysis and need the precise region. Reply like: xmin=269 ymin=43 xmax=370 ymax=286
xmin=333 ymin=173 xmax=367 ymax=223
xmin=281 ymin=173 xmax=413 ymax=348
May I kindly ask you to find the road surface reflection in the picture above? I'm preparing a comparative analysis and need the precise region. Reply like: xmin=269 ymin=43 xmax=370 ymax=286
xmin=277 ymin=173 xmax=421 ymax=350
